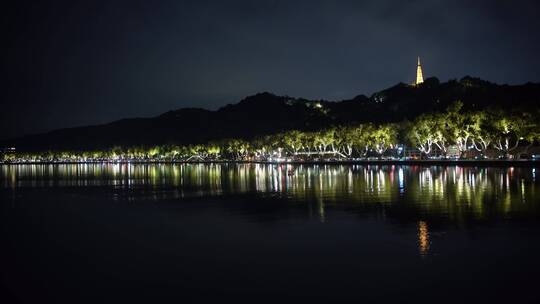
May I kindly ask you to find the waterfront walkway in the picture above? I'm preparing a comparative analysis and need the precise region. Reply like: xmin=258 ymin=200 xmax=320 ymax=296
xmin=2 ymin=159 xmax=540 ymax=167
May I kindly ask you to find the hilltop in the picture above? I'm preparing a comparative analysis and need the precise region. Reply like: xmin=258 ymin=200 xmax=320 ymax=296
xmin=4 ymin=76 xmax=540 ymax=151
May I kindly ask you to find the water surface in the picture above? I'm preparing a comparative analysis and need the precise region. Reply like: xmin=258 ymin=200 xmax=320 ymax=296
xmin=1 ymin=164 xmax=540 ymax=303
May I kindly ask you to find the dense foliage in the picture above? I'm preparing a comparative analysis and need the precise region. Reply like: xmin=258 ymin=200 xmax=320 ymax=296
xmin=2 ymin=101 xmax=539 ymax=162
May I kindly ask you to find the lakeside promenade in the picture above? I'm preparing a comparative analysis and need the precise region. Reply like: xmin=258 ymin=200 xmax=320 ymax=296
xmin=1 ymin=159 xmax=539 ymax=167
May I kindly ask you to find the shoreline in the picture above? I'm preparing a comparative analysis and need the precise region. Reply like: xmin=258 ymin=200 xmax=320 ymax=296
xmin=1 ymin=159 xmax=540 ymax=167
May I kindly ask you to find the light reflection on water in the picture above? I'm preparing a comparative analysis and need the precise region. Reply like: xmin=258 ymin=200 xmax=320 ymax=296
xmin=418 ymin=220 xmax=430 ymax=257
xmin=2 ymin=163 xmax=539 ymax=216
xmin=1 ymin=163 xmax=540 ymax=262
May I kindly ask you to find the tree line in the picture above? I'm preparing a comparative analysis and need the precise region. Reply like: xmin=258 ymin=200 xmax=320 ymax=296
xmin=2 ymin=102 xmax=539 ymax=162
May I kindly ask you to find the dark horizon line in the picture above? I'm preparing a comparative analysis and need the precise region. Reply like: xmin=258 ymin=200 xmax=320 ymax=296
xmin=4 ymin=74 xmax=540 ymax=142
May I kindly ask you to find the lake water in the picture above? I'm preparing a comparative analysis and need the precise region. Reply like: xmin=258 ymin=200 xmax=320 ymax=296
xmin=2 ymin=163 xmax=540 ymax=303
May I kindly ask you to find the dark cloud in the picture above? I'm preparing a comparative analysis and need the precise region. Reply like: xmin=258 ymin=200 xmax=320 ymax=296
xmin=2 ymin=0 xmax=540 ymax=139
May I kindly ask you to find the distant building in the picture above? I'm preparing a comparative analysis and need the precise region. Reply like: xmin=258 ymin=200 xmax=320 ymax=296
xmin=1 ymin=147 xmax=16 ymax=153
xmin=446 ymin=145 xmax=460 ymax=158
xmin=0 ymin=147 xmax=16 ymax=162
xmin=415 ymin=57 xmax=424 ymax=85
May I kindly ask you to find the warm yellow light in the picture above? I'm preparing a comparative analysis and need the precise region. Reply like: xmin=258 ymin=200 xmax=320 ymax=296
xmin=416 ymin=56 xmax=424 ymax=85
xmin=418 ymin=220 xmax=429 ymax=255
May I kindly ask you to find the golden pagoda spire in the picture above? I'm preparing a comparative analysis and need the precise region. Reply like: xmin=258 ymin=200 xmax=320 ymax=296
xmin=416 ymin=56 xmax=424 ymax=85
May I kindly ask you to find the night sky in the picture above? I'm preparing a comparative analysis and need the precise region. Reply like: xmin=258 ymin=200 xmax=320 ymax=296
xmin=2 ymin=0 xmax=540 ymax=140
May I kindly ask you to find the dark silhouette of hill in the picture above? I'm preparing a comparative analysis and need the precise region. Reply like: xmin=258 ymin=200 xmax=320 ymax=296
xmin=4 ymin=77 xmax=540 ymax=151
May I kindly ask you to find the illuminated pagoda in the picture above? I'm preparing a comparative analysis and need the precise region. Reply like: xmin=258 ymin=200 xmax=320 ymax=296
xmin=415 ymin=56 xmax=424 ymax=85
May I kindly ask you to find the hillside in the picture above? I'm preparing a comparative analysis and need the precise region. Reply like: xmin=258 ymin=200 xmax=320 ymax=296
xmin=4 ymin=76 xmax=540 ymax=151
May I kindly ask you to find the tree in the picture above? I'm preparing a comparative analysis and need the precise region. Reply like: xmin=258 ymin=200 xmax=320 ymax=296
xmin=519 ymin=111 xmax=540 ymax=153
xmin=225 ymin=139 xmax=250 ymax=160
xmin=313 ymin=129 xmax=335 ymax=153
xmin=282 ymin=130 xmax=305 ymax=154
xmin=301 ymin=132 xmax=317 ymax=154
xmin=469 ymin=111 xmax=496 ymax=154
xmin=430 ymin=113 xmax=450 ymax=156
xmin=335 ymin=126 xmax=356 ymax=157
xmin=490 ymin=111 xmax=525 ymax=157
xmin=408 ymin=114 xmax=437 ymax=155
xmin=369 ymin=124 xmax=398 ymax=156
xmin=351 ymin=124 xmax=374 ymax=157
xmin=445 ymin=101 xmax=475 ymax=158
